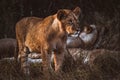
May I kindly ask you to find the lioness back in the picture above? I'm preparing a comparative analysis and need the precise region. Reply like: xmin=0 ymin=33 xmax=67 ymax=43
xmin=16 ymin=17 xmax=43 ymax=41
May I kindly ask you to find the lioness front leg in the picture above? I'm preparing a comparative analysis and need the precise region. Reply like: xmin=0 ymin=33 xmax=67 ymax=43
xmin=53 ymin=48 xmax=65 ymax=73
xmin=41 ymin=49 xmax=52 ymax=72
xmin=20 ymin=47 xmax=30 ymax=75
xmin=41 ymin=49 xmax=52 ymax=80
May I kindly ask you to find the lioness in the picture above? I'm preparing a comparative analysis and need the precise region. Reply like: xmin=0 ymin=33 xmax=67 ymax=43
xmin=67 ymin=24 xmax=98 ymax=48
xmin=16 ymin=7 xmax=81 ymax=75
xmin=80 ymin=24 xmax=98 ymax=48
xmin=0 ymin=38 xmax=16 ymax=59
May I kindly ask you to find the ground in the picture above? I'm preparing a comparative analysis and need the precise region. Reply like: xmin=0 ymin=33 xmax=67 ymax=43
xmin=0 ymin=49 xmax=120 ymax=80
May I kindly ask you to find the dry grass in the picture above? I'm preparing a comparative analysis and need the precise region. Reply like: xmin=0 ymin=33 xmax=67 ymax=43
xmin=0 ymin=3 xmax=120 ymax=80
xmin=0 ymin=50 xmax=120 ymax=80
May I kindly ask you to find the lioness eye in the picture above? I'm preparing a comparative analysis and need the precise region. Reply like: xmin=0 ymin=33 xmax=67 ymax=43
xmin=68 ymin=19 xmax=73 ymax=24
xmin=69 ymin=19 xmax=73 ymax=23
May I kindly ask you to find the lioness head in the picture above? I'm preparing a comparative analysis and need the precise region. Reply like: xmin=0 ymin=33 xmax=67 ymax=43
xmin=56 ymin=7 xmax=81 ymax=35
xmin=80 ymin=24 xmax=98 ymax=47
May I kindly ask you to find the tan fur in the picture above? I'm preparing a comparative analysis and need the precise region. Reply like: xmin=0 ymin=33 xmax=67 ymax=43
xmin=80 ymin=24 xmax=98 ymax=48
xmin=67 ymin=36 xmax=84 ymax=48
xmin=16 ymin=7 xmax=81 ymax=75
xmin=67 ymin=24 xmax=98 ymax=49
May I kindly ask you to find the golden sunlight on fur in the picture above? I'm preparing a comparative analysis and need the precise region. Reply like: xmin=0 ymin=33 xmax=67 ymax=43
xmin=15 ymin=7 xmax=81 ymax=77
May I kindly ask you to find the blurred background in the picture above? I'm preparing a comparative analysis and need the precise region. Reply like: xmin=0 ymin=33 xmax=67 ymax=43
xmin=0 ymin=0 xmax=120 ymax=50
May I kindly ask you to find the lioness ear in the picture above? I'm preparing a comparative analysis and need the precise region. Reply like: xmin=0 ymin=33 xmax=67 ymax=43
xmin=73 ymin=7 xmax=81 ymax=17
xmin=57 ymin=10 xmax=67 ymax=20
